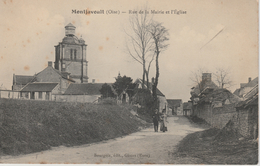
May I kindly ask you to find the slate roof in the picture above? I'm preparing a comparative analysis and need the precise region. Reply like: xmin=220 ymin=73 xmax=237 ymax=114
xmin=167 ymin=99 xmax=182 ymax=108
xmin=13 ymin=75 xmax=34 ymax=85
xmin=64 ymin=83 xmax=104 ymax=95
xmin=20 ymin=83 xmax=58 ymax=92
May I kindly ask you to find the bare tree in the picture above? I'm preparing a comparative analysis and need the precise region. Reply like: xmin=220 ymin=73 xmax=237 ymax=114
xmin=125 ymin=8 xmax=154 ymax=89
xmin=190 ymin=67 xmax=209 ymax=94
xmin=213 ymin=67 xmax=233 ymax=89
xmin=149 ymin=22 xmax=169 ymax=101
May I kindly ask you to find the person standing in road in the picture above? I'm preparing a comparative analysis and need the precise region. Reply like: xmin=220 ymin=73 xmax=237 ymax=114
xmin=152 ymin=109 xmax=160 ymax=132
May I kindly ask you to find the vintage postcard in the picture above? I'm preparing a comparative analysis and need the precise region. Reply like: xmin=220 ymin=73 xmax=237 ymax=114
xmin=0 ymin=0 xmax=258 ymax=164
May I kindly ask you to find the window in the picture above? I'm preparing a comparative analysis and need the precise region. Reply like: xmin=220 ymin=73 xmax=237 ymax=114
xmin=70 ymin=49 xmax=73 ymax=60
xmin=74 ymin=49 xmax=77 ymax=60
xmin=39 ymin=92 xmax=42 ymax=99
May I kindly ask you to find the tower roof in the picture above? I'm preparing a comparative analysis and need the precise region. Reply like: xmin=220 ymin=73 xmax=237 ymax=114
xmin=65 ymin=23 xmax=76 ymax=28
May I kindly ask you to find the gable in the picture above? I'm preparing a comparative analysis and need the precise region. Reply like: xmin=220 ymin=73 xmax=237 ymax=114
xmin=33 ymin=66 xmax=74 ymax=83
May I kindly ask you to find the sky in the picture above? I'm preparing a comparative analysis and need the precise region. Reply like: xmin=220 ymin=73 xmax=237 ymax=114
xmin=0 ymin=0 xmax=258 ymax=102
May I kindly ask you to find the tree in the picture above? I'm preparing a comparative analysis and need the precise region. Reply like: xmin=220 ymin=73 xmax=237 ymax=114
xmin=125 ymin=8 xmax=154 ymax=89
xmin=213 ymin=67 xmax=233 ymax=89
xmin=113 ymin=74 xmax=135 ymax=96
xmin=100 ymin=83 xmax=116 ymax=98
xmin=149 ymin=22 xmax=169 ymax=103
xmin=189 ymin=67 xmax=209 ymax=94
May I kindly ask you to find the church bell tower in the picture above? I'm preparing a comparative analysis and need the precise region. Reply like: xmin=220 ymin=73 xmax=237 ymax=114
xmin=54 ymin=23 xmax=88 ymax=83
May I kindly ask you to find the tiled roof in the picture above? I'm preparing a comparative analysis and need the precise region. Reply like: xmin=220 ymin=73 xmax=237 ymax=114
xmin=20 ymin=83 xmax=58 ymax=92
xmin=13 ymin=75 xmax=34 ymax=85
xmin=64 ymin=83 xmax=104 ymax=95
xmin=167 ymin=99 xmax=182 ymax=108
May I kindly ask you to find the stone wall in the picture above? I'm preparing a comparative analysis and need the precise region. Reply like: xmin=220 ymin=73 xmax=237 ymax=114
xmin=211 ymin=104 xmax=237 ymax=129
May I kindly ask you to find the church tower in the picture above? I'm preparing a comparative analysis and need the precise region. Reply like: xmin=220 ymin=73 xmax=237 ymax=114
xmin=54 ymin=23 xmax=88 ymax=83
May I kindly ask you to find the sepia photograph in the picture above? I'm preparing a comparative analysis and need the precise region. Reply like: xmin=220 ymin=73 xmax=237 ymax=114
xmin=0 ymin=0 xmax=258 ymax=164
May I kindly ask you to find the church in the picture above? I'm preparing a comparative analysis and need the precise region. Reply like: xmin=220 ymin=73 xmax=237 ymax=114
xmin=54 ymin=23 xmax=88 ymax=83
xmin=10 ymin=23 xmax=106 ymax=102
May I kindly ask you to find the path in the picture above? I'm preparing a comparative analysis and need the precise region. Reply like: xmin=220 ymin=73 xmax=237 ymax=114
xmin=0 ymin=116 xmax=207 ymax=164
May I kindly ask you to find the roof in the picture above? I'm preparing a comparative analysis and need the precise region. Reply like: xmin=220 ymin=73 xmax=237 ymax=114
xmin=134 ymin=78 xmax=165 ymax=97
xmin=236 ymin=86 xmax=258 ymax=108
xmin=191 ymin=79 xmax=218 ymax=96
xmin=31 ymin=66 xmax=75 ymax=83
xmin=13 ymin=75 xmax=34 ymax=85
xmin=183 ymin=102 xmax=192 ymax=110
xmin=233 ymin=77 xmax=258 ymax=97
xmin=64 ymin=83 xmax=104 ymax=95
xmin=65 ymin=23 xmax=76 ymax=28
xmin=199 ymin=89 xmax=241 ymax=104
xmin=167 ymin=99 xmax=182 ymax=108
xmin=243 ymin=77 xmax=258 ymax=88
xmin=20 ymin=83 xmax=58 ymax=92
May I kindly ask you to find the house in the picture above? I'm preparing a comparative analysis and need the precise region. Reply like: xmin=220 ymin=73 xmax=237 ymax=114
xmin=53 ymin=83 xmax=105 ymax=103
xmin=20 ymin=82 xmax=59 ymax=100
xmin=190 ymin=73 xmax=219 ymax=115
xmin=233 ymin=77 xmax=258 ymax=98
xmin=167 ymin=99 xmax=183 ymax=115
xmin=183 ymin=101 xmax=192 ymax=116
xmin=12 ymin=62 xmax=75 ymax=95
xmin=235 ymin=84 xmax=258 ymax=139
xmin=12 ymin=74 xmax=34 ymax=91
xmin=194 ymin=88 xmax=241 ymax=128
xmin=132 ymin=78 xmax=167 ymax=113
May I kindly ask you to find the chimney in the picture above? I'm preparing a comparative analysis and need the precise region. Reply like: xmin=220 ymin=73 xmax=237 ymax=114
xmin=48 ymin=61 xmax=52 ymax=67
xmin=92 ymin=79 xmax=95 ymax=83
xmin=202 ymin=73 xmax=211 ymax=82
xmin=248 ymin=77 xmax=252 ymax=83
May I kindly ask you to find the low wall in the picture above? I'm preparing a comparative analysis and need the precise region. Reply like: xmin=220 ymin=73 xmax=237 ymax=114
xmin=0 ymin=90 xmax=20 ymax=99
xmin=53 ymin=94 xmax=100 ymax=103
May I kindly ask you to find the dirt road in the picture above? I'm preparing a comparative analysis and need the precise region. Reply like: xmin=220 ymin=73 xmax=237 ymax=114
xmin=0 ymin=116 xmax=207 ymax=164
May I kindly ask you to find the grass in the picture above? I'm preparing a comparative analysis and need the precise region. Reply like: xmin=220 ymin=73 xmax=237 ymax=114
xmin=174 ymin=117 xmax=258 ymax=164
xmin=0 ymin=98 xmax=147 ymax=156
